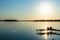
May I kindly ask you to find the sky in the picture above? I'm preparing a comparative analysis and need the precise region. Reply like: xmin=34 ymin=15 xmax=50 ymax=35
xmin=0 ymin=0 xmax=60 ymax=20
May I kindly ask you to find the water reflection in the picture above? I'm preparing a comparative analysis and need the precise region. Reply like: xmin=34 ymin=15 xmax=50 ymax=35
xmin=44 ymin=34 xmax=48 ymax=39
xmin=0 ymin=22 xmax=60 ymax=40
xmin=36 ymin=26 xmax=60 ymax=40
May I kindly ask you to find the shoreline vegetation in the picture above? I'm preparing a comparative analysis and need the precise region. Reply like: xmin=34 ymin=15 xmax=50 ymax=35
xmin=0 ymin=19 xmax=60 ymax=22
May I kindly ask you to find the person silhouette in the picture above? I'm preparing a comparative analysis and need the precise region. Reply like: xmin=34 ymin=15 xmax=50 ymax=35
xmin=47 ymin=27 xmax=49 ymax=30
xmin=52 ymin=38 xmax=54 ymax=40
xmin=50 ymin=26 xmax=52 ymax=30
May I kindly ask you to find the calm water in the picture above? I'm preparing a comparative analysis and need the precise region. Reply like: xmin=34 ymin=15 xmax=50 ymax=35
xmin=0 ymin=22 xmax=60 ymax=40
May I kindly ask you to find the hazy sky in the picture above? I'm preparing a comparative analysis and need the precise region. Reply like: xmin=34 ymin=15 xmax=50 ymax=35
xmin=0 ymin=0 xmax=60 ymax=20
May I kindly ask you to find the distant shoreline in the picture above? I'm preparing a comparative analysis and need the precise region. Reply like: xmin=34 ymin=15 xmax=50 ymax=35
xmin=0 ymin=19 xmax=60 ymax=22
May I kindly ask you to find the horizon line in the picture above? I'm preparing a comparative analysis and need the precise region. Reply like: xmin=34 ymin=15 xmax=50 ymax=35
xmin=0 ymin=19 xmax=60 ymax=22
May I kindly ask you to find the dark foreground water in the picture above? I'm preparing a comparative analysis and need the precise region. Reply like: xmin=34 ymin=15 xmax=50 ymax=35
xmin=0 ymin=22 xmax=60 ymax=40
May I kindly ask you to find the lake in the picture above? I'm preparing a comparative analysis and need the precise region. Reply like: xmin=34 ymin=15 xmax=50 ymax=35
xmin=0 ymin=22 xmax=60 ymax=40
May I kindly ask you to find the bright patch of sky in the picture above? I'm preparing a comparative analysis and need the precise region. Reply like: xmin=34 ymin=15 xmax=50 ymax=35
xmin=0 ymin=0 xmax=60 ymax=19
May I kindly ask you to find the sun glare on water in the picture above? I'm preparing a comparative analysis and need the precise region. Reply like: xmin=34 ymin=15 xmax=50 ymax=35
xmin=44 ymin=28 xmax=48 ymax=39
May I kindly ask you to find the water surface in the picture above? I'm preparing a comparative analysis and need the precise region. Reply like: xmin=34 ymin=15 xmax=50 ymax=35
xmin=0 ymin=22 xmax=60 ymax=40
